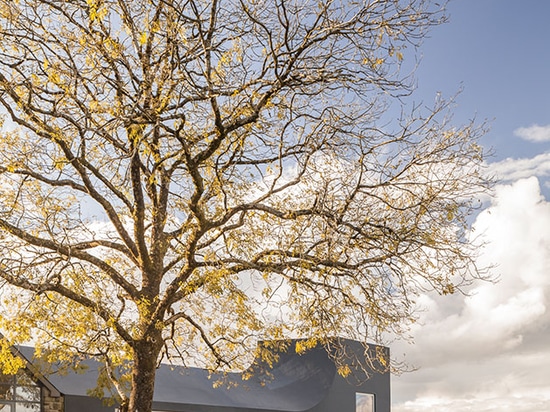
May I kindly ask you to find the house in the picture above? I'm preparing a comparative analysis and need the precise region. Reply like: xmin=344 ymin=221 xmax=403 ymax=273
xmin=1 ymin=339 xmax=390 ymax=412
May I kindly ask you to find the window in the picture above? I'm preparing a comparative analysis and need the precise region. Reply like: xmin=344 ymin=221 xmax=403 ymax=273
xmin=356 ymin=392 xmax=375 ymax=412
xmin=0 ymin=369 xmax=42 ymax=412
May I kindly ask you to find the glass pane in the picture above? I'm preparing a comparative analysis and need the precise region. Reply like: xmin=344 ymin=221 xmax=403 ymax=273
xmin=0 ymin=375 xmax=13 ymax=385
xmin=0 ymin=386 xmax=13 ymax=400
xmin=15 ymin=387 xmax=40 ymax=403
xmin=0 ymin=403 xmax=12 ymax=412
xmin=14 ymin=372 xmax=33 ymax=387
xmin=356 ymin=392 xmax=375 ymax=412
xmin=15 ymin=403 xmax=40 ymax=412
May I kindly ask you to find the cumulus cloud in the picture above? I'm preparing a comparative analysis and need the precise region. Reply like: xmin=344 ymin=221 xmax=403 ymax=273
xmin=392 ymin=177 xmax=550 ymax=412
xmin=514 ymin=124 xmax=550 ymax=142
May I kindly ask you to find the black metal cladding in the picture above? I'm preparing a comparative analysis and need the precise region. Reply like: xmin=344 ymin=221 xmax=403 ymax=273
xmin=18 ymin=339 xmax=390 ymax=412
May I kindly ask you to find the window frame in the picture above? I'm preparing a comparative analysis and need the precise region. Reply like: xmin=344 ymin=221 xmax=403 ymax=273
xmin=356 ymin=392 xmax=375 ymax=412
xmin=0 ymin=369 xmax=42 ymax=412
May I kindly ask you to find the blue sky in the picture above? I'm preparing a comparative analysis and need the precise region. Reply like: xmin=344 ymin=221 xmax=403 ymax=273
xmin=391 ymin=1 xmax=550 ymax=411
xmin=415 ymin=0 xmax=550 ymax=161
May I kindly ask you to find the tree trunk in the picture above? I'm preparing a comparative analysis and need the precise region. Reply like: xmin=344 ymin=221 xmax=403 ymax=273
xmin=127 ymin=340 xmax=162 ymax=412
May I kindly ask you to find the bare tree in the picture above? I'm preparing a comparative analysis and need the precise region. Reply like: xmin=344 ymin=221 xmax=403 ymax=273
xmin=0 ymin=0 xmax=488 ymax=411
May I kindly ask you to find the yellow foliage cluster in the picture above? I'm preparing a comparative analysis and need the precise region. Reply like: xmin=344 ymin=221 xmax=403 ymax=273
xmin=0 ymin=338 xmax=26 ymax=375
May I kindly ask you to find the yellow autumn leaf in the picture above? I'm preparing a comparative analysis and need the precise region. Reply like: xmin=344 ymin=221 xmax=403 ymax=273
xmin=374 ymin=57 xmax=384 ymax=67
xmin=139 ymin=31 xmax=147 ymax=45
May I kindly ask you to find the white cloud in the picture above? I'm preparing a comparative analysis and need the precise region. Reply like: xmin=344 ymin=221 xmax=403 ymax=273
xmin=487 ymin=152 xmax=550 ymax=183
xmin=514 ymin=124 xmax=550 ymax=142
xmin=392 ymin=177 xmax=550 ymax=412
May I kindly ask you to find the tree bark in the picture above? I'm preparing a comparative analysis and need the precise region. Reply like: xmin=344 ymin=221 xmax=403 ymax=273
xmin=127 ymin=339 xmax=162 ymax=412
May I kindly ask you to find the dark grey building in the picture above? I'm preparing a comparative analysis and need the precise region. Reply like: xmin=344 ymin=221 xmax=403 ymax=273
xmin=6 ymin=339 xmax=390 ymax=412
